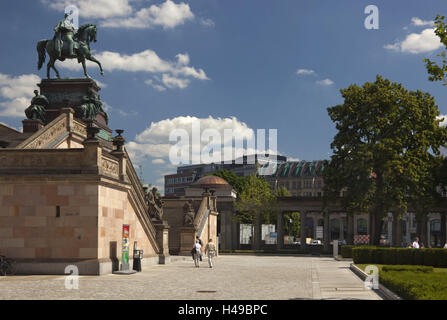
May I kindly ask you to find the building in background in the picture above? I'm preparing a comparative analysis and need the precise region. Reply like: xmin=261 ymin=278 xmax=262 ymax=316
xmin=265 ymin=160 xmax=326 ymax=197
xmin=164 ymin=154 xmax=287 ymax=197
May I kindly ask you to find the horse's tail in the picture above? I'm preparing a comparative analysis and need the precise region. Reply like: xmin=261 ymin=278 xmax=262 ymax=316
xmin=37 ymin=40 xmax=47 ymax=70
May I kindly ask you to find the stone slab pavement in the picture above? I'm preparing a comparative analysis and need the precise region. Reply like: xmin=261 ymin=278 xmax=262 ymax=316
xmin=0 ymin=255 xmax=381 ymax=300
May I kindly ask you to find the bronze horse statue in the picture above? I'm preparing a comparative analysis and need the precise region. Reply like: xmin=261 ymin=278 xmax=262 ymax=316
xmin=37 ymin=24 xmax=104 ymax=79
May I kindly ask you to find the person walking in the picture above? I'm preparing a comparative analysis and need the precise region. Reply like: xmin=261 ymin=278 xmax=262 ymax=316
xmin=196 ymin=236 xmax=203 ymax=261
xmin=205 ymin=238 xmax=216 ymax=268
xmin=412 ymin=237 xmax=420 ymax=248
xmin=193 ymin=239 xmax=202 ymax=268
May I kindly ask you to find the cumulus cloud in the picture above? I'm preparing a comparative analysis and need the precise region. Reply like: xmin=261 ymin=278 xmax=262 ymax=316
xmin=437 ymin=115 xmax=447 ymax=127
xmin=101 ymin=0 xmax=194 ymax=29
xmin=41 ymin=0 xmax=133 ymax=19
xmin=316 ymin=78 xmax=334 ymax=86
xmin=125 ymin=116 xmax=278 ymax=165
xmin=200 ymin=18 xmax=215 ymax=28
xmin=43 ymin=0 xmax=195 ymax=30
xmin=59 ymin=50 xmax=208 ymax=90
xmin=0 ymin=73 xmax=41 ymax=118
xmin=296 ymin=69 xmax=315 ymax=75
xmin=384 ymin=28 xmax=442 ymax=54
xmin=152 ymin=159 xmax=166 ymax=164
xmin=411 ymin=17 xmax=434 ymax=27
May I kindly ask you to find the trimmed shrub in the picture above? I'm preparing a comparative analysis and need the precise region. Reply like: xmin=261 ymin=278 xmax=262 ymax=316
xmin=352 ymin=247 xmax=447 ymax=266
xmin=341 ymin=245 xmax=354 ymax=258
xmin=382 ymin=248 xmax=397 ymax=265
xmin=396 ymin=248 xmax=414 ymax=265
xmin=413 ymin=249 xmax=424 ymax=265
xmin=382 ymin=265 xmax=433 ymax=273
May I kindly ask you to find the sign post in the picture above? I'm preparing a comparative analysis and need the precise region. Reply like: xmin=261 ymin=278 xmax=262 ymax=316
xmin=113 ymin=224 xmax=136 ymax=274
xmin=122 ymin=224 xmax=130 ymax=269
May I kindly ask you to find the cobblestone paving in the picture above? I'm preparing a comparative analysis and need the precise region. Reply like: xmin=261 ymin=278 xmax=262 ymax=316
xmin=0 ymin=255 xmax=381 ymax=300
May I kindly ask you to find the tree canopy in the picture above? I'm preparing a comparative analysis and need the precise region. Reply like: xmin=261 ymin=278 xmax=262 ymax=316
xmin=323 ymin=75 xmax=447 ymax=245
xmin=425 ymin=15 xmax=447 ymax=85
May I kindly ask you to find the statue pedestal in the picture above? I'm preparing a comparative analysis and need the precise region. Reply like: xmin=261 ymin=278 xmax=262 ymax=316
xmin=22 ymin=119 xmax=44 ymax=133
xmin=37 ymin=78 xmax=111 ymax=140
xmin=179 ymin=226 xmax=196 ymax=255
xmin=154 ymin=220 xmax=170 ymax=264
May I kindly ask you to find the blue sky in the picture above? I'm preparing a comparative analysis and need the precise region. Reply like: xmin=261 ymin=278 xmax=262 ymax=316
xmin=1 ymin=0 xmax=447 ymax=193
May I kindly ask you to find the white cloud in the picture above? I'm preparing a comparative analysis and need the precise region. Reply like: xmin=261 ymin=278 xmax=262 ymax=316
xmin=59 ymin=50 xmax=208 ymax=89
xmin=200 ymin=18 xmax=215 ymax=28
xmin=316 ymin=78 xmax=334 ymax=86
xmin=161 ymin=74 xmax=190 ymax=89
xmin=296 ymin=69 xmax=315 ymax=75
xmin=152 ymin=159 xmax=166 ymax=164
xmin=145 ymin=79 xmax=167 ymax=91
xmin=41 ymin=0 xmax=133 ymax=19
xmin=437 ymin=115 xmax=447 ymax=127
xmin=126 ymin=115 xmax=277 ymax=164
xmin=0 ymin=73 xmax=41 ymax=118
xmin=384 ymin=28 xmax=442 ymax=54
xmin=411 ymin=17 xmax=434 ymax=27
xmin=99 ymin=0 xmax=194 ymax=29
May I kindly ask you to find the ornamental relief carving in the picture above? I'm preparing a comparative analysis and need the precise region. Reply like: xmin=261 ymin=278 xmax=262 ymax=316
xmin=25 ymin=119 xmax=67 ymax=149
xmin=101 ymin=157 xmax=119 ymax=178
xmin=72 ymin=120 xmax=87 ymax=137
xmin=0 ymin=152 xmax=83 ymax=167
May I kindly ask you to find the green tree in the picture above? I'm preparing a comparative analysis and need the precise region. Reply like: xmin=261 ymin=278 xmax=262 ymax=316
xmin=323 ymin=75 xmax=447 ymax=245
xmin=208 ymin=170 xmax=246 ymax=194
xmin=424 ymin=15 xmax=447 ymax=85
xmin=283 ymin=212 xmax=300 ymax=237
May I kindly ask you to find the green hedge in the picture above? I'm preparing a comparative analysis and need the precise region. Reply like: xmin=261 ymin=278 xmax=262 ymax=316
xmin=341 ymin=245 xmax=353 ymax=258
xmin=380 ymin=270 xmax=447 ymax=300
xmin=381 ymin=265 xmax=433 ymax=273
xmin=352 ymin=247 xmax=447 ymax=267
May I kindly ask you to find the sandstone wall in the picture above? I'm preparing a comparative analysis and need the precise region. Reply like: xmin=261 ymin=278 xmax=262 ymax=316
xmin=0 ymin=181 xmax=98 ymax=260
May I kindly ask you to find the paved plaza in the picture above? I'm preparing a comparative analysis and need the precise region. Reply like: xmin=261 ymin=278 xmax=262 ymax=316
xmin=0 ymin=255 xmax=382 ymax=300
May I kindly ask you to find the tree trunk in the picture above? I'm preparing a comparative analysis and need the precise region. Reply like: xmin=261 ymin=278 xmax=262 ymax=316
xmin=347 ymin=213 xmax=354 ymax=245
xmin=441 ymin=212 xmax=446 ymax=248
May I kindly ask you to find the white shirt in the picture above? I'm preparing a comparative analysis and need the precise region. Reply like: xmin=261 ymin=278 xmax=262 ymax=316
xmin=194 ymin=243 xmax=202 ymax=252
xmin=412 ymin=241 xmax=420 ymax=249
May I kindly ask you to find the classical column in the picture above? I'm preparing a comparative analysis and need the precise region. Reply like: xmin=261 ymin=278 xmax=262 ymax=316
xmin=347 ymin=213 xmax=354 ymax=245
xmin=392 ymin=212 xmax=402 ymax=247
xmin=441 ymin=212 xmax=447 ymax=247
xmin=300 ymin=210 xmax=307 ymax=251
xmin=339 ymin=216 xmax=345 ymax=241
xmin=253 ymin=214 xmax=262 ymax=250
xmin=323 ymin=210 xmax=330 ymax=251
xmin=276 ymin=211 xmax=284 ymax=250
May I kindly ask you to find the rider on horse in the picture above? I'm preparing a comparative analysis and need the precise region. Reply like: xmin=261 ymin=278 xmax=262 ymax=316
xmin=53 ymin=13 xmax=76 ymax=57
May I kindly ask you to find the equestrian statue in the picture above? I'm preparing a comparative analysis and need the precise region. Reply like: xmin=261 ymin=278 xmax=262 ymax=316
xmin=37 ymin=13 xmax=104 ymax=79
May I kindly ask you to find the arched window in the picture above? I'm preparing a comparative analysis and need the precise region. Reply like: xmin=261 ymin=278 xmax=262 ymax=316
xmin=357 ymin=218 xmax=367 ymax=235
xmin=330 ymin=219 xmax=340 ymax=240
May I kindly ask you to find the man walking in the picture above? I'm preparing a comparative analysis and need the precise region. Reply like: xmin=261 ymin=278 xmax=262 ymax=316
xmin=193 ymin=239 xmax=202 ymax=268
xmin=205 ymin=238 xmax=216 ymax=268
xmin=412 ymin=237 xmax=420 ymax=248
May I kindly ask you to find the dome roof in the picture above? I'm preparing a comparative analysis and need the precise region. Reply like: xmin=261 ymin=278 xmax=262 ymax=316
xmin=193 ymin=175 xmax=231 ymax=189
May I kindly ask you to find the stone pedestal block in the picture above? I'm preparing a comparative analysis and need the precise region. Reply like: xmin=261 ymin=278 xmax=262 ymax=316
xmin=154 ymin=220 xmax=170 ymax=264
xmin=22 ymin=119 xmax=44 ymax=133
xmin=179 ymin=226 xmax=196 ymax=255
